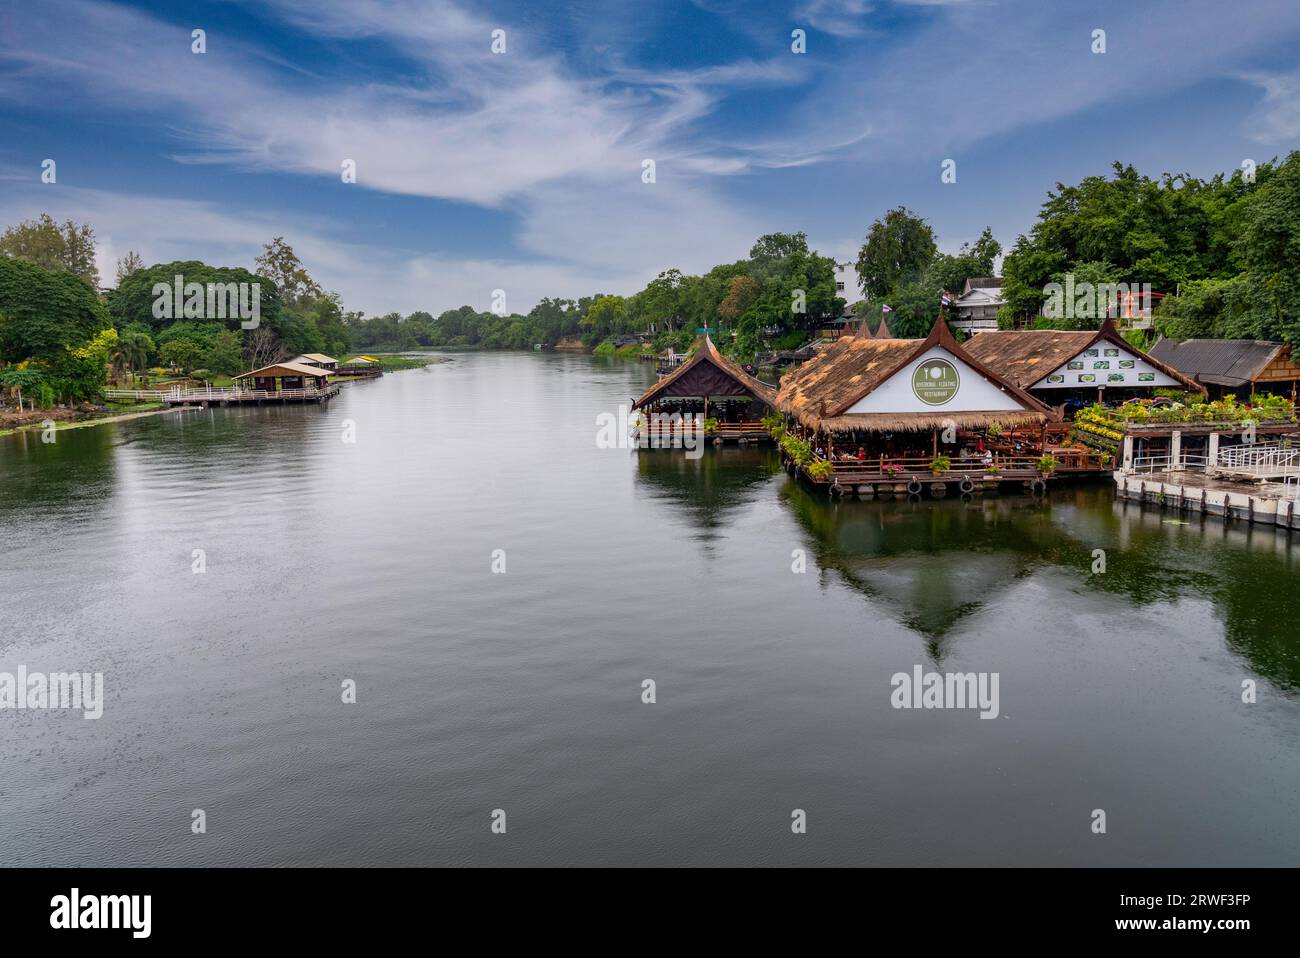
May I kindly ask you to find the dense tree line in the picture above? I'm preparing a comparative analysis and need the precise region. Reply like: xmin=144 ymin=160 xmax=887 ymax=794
xmin=0 ymin=223 xmax=354 ymax=406
xmin=347 ymin=232 xmax=843 ymax=361
xmin=4 ymin=153 xmax=1296 ymax=408
xmin=1000 ymin=151 xmax=1300 ymax=344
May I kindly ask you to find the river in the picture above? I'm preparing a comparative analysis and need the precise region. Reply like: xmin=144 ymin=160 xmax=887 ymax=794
xmin=1 ymin=352 xmax=1297 ymax=865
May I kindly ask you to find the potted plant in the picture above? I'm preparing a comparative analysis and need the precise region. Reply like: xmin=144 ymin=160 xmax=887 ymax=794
xmin=1037 ymin=454 xmax=1058 ymax=476
xmin=930 ymin=454 xmax=951 ymax=475
xmin=702 ymin=416 xmax=719 ymax=434
xmin=882 ymin=462 xmax=904 ymax=478
xmin=807 ymin=459 xmax=834 ymax=481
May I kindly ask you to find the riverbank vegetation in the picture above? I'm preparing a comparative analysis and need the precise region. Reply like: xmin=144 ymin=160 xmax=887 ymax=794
xmin=5 ymin=154 xmax=1298 ymax=415
xmin=345 ymin=232 xmax=843 ymax=360
xmin=999 ymin=151 xmax=1300 ymax=345
xmin=1 ymin=223 xmax=357 ymax=410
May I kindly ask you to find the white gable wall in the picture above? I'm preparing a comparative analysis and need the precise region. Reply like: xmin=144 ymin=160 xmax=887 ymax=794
xmin=1031 ymin=341 xmax=1180 ymax=390
xmin=844 ymin=345 xmax=1030 ymax=414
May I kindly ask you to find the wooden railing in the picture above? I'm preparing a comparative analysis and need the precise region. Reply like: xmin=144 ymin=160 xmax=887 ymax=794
xmin=708 ymin=420 xmax=769 ymax=437
xmin=104 ymin=386 xmax=334 ymax=402
xmin=824 ymin=455 xmax=1045 ymax=482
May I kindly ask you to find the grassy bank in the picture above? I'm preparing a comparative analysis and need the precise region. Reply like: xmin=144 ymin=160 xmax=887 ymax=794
xmin=361 ymin=353 xmax=446 ymax=371
xmin=592 ymin=341 xmax=655 ymax=359
xmin=0 ymin=401 xmax=171 ymax=438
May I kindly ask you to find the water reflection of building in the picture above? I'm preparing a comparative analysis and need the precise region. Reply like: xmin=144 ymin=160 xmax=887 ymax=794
xmin=634 ymin=444 xmax=781 ymax=546
xmin=781 ymin=480 xmax=1058 ymax=656
xmin=781 ymin=480 xmax=1300 ymax=687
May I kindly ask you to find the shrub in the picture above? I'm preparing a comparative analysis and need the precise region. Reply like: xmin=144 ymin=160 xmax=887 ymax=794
xmin=807 ymin=459 xmax=834 ymax=480
xmin=929 ymin=454 xmax=951 ymax=474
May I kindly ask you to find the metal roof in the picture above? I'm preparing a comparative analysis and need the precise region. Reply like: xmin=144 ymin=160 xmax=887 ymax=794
xmin=1148 ymin=338 xmax=1284 ymax=387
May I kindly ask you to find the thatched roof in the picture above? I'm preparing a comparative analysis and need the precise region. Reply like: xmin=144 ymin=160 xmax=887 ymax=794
xmin=962 ymin=320 xmax=1203 ymax=392
xmin=776 ymin=318 xmax=1051 ymax=434
xmin=632 ymin=335 xmax=777 ymax=409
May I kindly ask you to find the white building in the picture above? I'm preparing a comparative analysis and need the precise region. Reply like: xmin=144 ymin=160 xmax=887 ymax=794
xmin=834 ymin=262 xmax=861 ymax=312
xmin=949 ymin=277 xmax=1005 ymax=335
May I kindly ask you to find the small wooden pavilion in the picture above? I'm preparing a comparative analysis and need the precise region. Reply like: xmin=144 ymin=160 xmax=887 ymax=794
xmin=632 ymin=334 xmax=778 ymax=441
xmin=292 ymin=352 xmax=339 ymax=371
xmin=234 ymin=360 xmax=332 ymax=393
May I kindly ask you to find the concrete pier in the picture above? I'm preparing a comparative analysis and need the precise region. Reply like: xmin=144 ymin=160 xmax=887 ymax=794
xmin=1114 ymin=471 xmax=1300 ymax=530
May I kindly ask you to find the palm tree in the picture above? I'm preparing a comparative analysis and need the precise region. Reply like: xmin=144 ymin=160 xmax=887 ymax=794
xmin=112 ymin=330 xmax=154 ymax=385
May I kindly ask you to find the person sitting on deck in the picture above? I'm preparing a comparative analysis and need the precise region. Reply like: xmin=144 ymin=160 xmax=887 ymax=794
xmin=856 ymin=447 xmax=866 ymax=461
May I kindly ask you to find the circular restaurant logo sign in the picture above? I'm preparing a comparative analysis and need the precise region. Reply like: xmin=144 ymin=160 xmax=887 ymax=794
xmin=911 ymin=358 xmax=960 ymax=405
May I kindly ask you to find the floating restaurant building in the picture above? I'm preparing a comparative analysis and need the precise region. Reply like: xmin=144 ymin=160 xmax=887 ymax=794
xmin=960 ymin=320 xmax=1202 ymax=406
xmin=774 ymin=317 xmax=1060 ymax=495
xmin=633 ymin=334 xmax=777 ymax=442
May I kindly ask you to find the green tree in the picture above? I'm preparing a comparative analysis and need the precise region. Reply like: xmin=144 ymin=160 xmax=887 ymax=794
xmin=855 ymin=207 xmax=937 ymax=300
xmin=584 ymin=295 xmax=627 ymax=339
xmin=883 ymin=282 xmax=940 ymax=338
xmin=306 ymin=292 xmax=351 ymax=356
xmin=115 ymin=250 xmax=145 ymax=285
xmin=1238 ymin=151 xmax=1300 ymax=343
xmin=927 ymin=227 xmax=1001 ymax=294
xmin=160 ymin=338 xmax=204 ymax=374
xmin=202 ymin=329 xmax=245 ymax=376
xmin=0 ymin=255 xmax=111 ymax=366
xmin=111 ymin=329 xmax=154 ymax=383
xmin=0 ymin=213 xmax=100 ymax=287
xmin=254 ymin=237 xmax=322 ymax=309
xmin=718 ymin=275 xmax=757 ymax=324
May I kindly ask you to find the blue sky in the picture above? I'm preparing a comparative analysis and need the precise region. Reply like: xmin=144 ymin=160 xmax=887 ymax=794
xmin=1 ymin=0 xmax=1298 ymax=315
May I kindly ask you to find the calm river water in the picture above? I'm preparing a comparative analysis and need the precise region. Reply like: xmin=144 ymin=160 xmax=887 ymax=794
xmin=1 ymin=352 xmax=1298 ymax=866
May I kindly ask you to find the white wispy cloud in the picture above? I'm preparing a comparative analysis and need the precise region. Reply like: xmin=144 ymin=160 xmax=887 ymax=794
xmin=1241 ymin=70 xmax=1300 ymax=143
xmin=1 ymin=0 xmax=1295 ymax=316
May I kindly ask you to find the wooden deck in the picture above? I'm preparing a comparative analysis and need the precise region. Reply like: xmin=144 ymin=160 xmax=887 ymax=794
xmin=104 ymin=386 xmax=340 ymax=406
xmin=708 ymin=420 xmax=771 ymax=441
xmin=790 ymin=454 xmax=1058 ymax=497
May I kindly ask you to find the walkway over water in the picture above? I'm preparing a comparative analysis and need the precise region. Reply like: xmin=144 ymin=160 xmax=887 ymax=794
xmin=104 ymin=385 xmax=340 ymax=406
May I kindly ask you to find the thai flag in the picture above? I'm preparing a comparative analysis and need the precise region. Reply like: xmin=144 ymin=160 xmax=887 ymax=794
xmin=881 ymin=304 xmax=893 ymax=313
xmin=940 ymin=292 xmax=953 ymax=306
